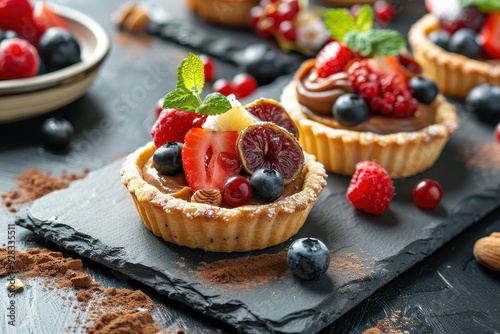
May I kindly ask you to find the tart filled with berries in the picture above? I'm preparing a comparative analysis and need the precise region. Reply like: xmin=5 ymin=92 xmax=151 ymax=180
xmin=121 ymin=54 xmax=326 ymax=252
xmin=281 ymin=6 xmax=458 ymax=178
xmin=408 ymin=0 xmax=500 ymax=99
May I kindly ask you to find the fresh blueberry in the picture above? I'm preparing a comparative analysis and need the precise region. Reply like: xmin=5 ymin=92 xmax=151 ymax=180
xmin=41 ymin=118 xmax=74 ymax=151
xmin=428 ymin=29 xmax=451 ymax=50
xmin=409 ymin=76 xmax=439 ymax=104
xmin=448 ymin=28 xmax=481 ymax=59
xmin=333 ymin=93 xmax=368 ymax=126
xmin=153 ymin=142 xmax=184 ymax=175
xmin=287 ymin=237 xmax=330 ymax=280
xmin=465 ymin=83 xmax=500 ymax=124
xmin=250 ymin=168 xmax=284 ymax=202
xmin=39 ymin=27 xmax=81 ymax=72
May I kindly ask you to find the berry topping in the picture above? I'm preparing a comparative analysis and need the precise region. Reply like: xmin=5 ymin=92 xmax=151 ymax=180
xmin=333 ymin=93 xmax=368 ymax=126
xmin=413 ymin=179 xmax=443 ymax=209
xmin=373 ymin=1 xmax=395 ymax=26
xmin=182 ymin=128 xmax=241 ymax=191
xmin=465 ymin=83 xmax=500 ymax=124
xmin=249 ymin=168 xmax=284 ymax=202
xmin=244 ymin=98 xmax=299 ymax=138
xmin=222 ymin=175 xmax=252 ymax=207
xmin=237 ymin=122 xmax=304 ymax=184
xmin=41 ymin=118 xmax=74 ymax=151
xmin=437 ymin=5 xmax=484 ymax=35
xmin=448 ymin=28 xmax=481 ymax=59
xmin=409 ymin=76 xmax=439 ymax=104
xmin=0 ymin=38 xmax=39 ymax=80
xmin=287 ymin=237 xmax=330 ymax=280
xmin=232 ymin=73 xmax=258 ymax=99
xmin=346 ymin=161 xmax=394 ymax=215
xmin=0 ymin=0 xmax=41 ymax=46
xmin=153 ymin=142 xmax=184 ymax=176
xmin=39 ymin=27 xmax=81 ymax=72
xmin=200 ymin=54 xmax=215 ymax=82
xmin=427 ymin=29 xmax=451 ymax=50
xmin=315 ymin=41 xmax=355 ymax=78
xmin=480 ymin=11 xmax=500 ymax=59
xmin=347 ymin=58 xmax=419 ymax=118
xmin=212 ymin=78 xmax=235 ymax=97
xmin=202 ymin=95 xmax=256 ymax=132
xmin=32 ymin=2 xmax=70 ymax=33
xmin=151 ymin=108 xmax=207 ymax=147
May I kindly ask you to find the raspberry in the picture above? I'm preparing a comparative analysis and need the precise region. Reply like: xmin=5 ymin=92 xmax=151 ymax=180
xmin=346 ymin=161 xmax=394 ymax=215
xmin=0 ymin=38 xmax=39 ymax=80
xmin=347 ymin=58 xmax=418 ymax=118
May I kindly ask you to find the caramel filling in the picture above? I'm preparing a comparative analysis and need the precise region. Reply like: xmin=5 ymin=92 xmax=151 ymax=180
xmin=294 ymin=59 xmax=435 ymax=134
xmin=142 ymin=158 xmax=305 ymax=207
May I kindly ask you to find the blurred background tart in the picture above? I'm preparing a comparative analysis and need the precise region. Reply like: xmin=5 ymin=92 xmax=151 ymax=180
xmin=185 ymin=0 xmax=259 ymax=27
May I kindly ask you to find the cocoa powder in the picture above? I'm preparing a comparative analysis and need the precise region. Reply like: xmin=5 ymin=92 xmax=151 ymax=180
xmin=362 ymin=310 xmax=413 ymax=334
xmin=463 ymin=142 xmax=500 ymax=175
xmin=0 ymin=248 xmax=160 ymax=334
xmin=1 ymin=168 xmax=89 ymax=212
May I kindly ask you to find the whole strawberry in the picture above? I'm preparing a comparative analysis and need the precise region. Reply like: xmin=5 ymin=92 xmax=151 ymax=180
xmin=346 ymin=161 xmax=394 ymax=215
xmin=151 ymin=108 xmax=207 ymax=147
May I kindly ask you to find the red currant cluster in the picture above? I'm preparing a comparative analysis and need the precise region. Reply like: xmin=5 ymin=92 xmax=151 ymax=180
xmin=351 ymin=1 xmax=395 ymax=26
xmin=249 ymin=0 xmax=301 ymax=42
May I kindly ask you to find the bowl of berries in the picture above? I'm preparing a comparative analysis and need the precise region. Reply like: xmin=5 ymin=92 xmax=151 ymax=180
xmin=0 ymin=1 xmax=110 ymax=122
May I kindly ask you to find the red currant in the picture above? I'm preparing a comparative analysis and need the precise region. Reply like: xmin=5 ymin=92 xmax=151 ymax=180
xmin=276 ymin=2 xmax=298 ymax=23
xmin=495 ymin=123 xmax=500 ymax=144
xmin=413 ymin=179 xmax=443 ymax=209
xmin=222 ymin=175 xmax=252 ymax=207
xmin=255 ymin=17 xmax=275 ymax=38
xmin=212 ymin=78 xmax=235 ymax=96
xmin=249 ymin=6 xmax=264 ymax=29
xmin=232 ymin=73 xmax=258 ymax=99
xmin=278 ymin=20 xmax=296 ymax=41
xmin=374 ymin=1 xmax=395 ymax=26
xmin=200 ymin=54 xmax=215 ymax=82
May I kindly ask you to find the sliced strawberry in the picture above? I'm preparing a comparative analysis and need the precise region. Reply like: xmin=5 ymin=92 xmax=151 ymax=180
xmin=480 ymin=12 xmax=500 ymax=60
xmin=182 ymin=128 xmax=242 ymax=191
xmin=151 ymin=108 xmax=207 ymax=147
xmin=315 ymin=41 xmax=355 ymax=78
xmin=32 ymin=2 xmax=70 ymax=34
xmin=368 ymin=56 xmax=409 ymax=88
xmin=0 ymin=0 xmax=41 ymax=47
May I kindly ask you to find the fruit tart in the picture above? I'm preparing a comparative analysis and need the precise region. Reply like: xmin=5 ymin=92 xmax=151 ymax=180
xmin=281 ymin=6 xmax=458 ymax=178
xmin=121 ymin=53 xmax=326 ymax=252
xmin=408 ymin=0 xmax=500 ymax=99
xmin=184 ymin=0 xmax=259 ymax=27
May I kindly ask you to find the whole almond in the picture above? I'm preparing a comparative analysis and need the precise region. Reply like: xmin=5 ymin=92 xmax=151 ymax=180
xmin=473 ymin=232 xmax=500 ymax=271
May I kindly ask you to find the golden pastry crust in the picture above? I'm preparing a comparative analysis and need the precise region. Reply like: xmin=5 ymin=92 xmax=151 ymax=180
xmin=409 ymin=14 xmax=500 ymax=100
xmin=120 ymin=142 xmax=327 ymax=252
xmin=281 ymin=81 xmax=459 ymax=178
xmin=184 ymin=0 xmax=259 ymax=27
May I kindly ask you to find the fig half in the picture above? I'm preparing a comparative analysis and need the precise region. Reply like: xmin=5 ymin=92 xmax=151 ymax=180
xmin=244 ymin=98 xmax=299 ymax=139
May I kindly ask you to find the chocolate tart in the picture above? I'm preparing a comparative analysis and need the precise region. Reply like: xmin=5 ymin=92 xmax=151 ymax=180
xmin=120 ymin=142 xmax=327 ymax=252
xmin=408 ymin=14 xmax=500 ymax=100
xmin=184 ymin=0 xmax=259 ymax=27
xmin=280 ymin=61 xmax=459 ymax=178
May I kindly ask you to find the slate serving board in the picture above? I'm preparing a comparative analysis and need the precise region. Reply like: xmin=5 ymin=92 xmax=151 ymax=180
xmin=18 ymin=87 xmax=500 ymax=333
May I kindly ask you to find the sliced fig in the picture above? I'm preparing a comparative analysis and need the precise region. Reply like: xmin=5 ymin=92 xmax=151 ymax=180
xmin=237 ymin=122 xmax=304 ymax=184
xmin=244 ymin=98 xmax=299 ymax=139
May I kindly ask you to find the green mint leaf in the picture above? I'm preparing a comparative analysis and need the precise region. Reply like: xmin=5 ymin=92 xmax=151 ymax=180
xmin=196 ymin=93 xmax=232 ymax=115
xmin=459 ymin=0 xmax=500 ymax=12
xmin=355 ymin=5 xmax=374 ymax=32
xmin=324 ymin=5 xmax=373 ymax=41
xmin=177 ymin=53 xmax=204 ymax=94
xmin=344 ymin=30 xmax=405 ymax=57
xmin=163 ymin=87 xmax=201 ymax=112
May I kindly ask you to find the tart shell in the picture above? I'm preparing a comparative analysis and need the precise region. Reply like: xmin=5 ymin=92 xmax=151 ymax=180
xmin=120 ymin=142 xmax=327 ymax=252
xmin=281 ymin=81 xmax=459 ymax=178
xmin=408 ymin=14 xmax=500 ymax=100
xmin=184 ymin=0 xmax=259 ymax=27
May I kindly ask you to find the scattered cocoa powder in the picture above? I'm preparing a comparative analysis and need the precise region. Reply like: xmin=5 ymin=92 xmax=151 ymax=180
xmin=362 ymin=310 xmax=413 ymax=334
xmin=194 ymin=250 xmax=288 ymax=291
xmin=463 ymin=142 xmax=500 ymax=175
xmin=0 ymin=248 xmax=160 ymax=334
xmin=1 ymin=168 xmax=89 ymax=212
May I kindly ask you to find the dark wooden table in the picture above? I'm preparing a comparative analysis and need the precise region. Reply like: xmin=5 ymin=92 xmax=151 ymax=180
xmin=1 ymin=0 xmax=499 ymax=333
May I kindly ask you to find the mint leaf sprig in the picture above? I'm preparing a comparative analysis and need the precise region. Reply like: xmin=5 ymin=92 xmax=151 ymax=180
xmin=459 ymin=0 xmax=500 ymax=13
xmin=163 ymin=53 xmax=231 ymax=115
xmin=323 ymin=5 xmax=406 ymax=57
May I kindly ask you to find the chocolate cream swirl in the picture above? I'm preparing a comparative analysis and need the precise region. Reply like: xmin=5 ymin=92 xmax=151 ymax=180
xmin=294 ymin=59 xmax=435 ymax=135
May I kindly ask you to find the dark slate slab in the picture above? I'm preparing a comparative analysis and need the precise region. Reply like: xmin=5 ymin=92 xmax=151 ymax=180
xmin=18 ymin=96 xmax=500 ymax=333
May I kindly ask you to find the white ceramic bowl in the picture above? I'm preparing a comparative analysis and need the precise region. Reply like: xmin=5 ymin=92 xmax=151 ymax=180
xmin=0 ymin=5 xmax=110 ymax=122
